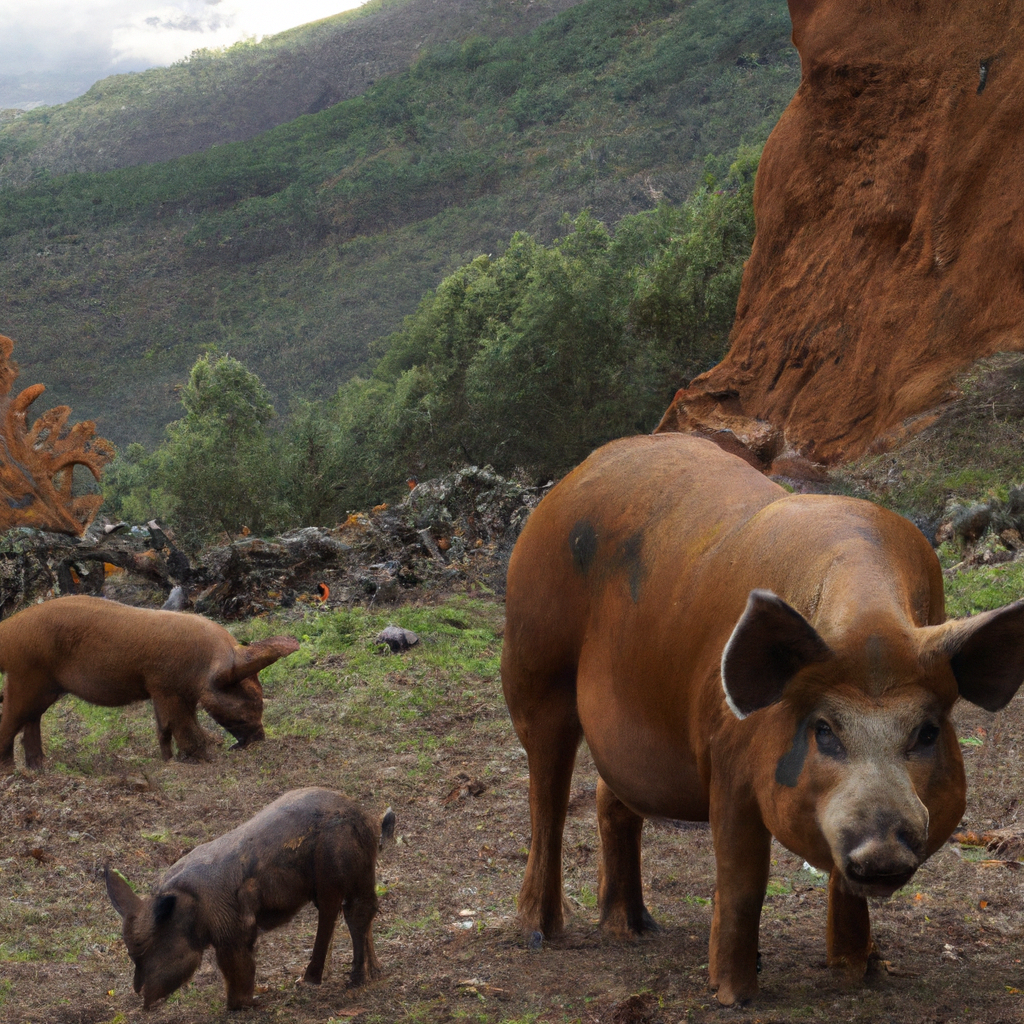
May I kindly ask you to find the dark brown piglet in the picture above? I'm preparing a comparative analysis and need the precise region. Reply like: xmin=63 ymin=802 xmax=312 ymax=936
xmin=106 ymin=788 xmax=395 ymax=1010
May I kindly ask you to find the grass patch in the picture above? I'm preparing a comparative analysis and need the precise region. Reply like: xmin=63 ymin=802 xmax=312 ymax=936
xmin=573 ymin=883 xmax=599 ymax=909
xmin=842 ymin=353 xmax=1024 ymax=520
xmin=942 ymin=561 xmax=1024 ymax=617
xmin=254 ymin=597 xmax=505 ymax=743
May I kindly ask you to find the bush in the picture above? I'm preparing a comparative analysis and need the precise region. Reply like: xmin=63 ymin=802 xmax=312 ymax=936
xmin=103 ymin=355 xmax=287 ymax=548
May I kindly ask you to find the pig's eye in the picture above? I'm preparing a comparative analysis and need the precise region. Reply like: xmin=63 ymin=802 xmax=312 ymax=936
xmin=910 ymin=722 xmax=940 ymax=753
xmin=814 ymin=719 xmax=844 ymax=758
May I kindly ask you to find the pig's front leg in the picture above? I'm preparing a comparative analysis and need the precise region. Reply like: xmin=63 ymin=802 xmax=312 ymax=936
xmin=708 ymin=787 xmax=771 ymax=1006
xmin=215 ymin=944 xmax=258 ymax=1010
xmin=827 ymin=871 xmax=873 ymax=979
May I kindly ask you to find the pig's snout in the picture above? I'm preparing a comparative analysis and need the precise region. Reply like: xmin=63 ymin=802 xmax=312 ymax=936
xmin=842 ymin=834 xmax=922 ymax=894
xmin=838 ymin=809 xmax=929 ymax=897
xmin=228 ymin=725 xmax=265 ymax=750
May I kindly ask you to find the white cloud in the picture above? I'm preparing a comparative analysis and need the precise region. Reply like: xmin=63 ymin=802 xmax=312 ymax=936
xmin=0 ymin=1 xmax=366 ymax=92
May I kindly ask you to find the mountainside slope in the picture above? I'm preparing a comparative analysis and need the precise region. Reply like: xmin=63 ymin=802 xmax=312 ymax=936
xmin=0 ymin=0 xmax=799 ymax=448
xmin=0 ymin=0 xmax=583 ymax=184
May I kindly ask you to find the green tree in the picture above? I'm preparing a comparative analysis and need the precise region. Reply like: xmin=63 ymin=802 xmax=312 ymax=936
xmin=100 ymin=442 xmax=173 ymax=525
xmin=626 ymin=144 xmax=759 ymax=384
xmin=320 ymin=148 xmax=761 ymax=501
xmin=103 ymin=355 xmax=286 ymax=548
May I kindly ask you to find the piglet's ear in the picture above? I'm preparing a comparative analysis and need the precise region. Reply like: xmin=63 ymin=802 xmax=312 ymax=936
xmin=381 ymin=807 xmax=396 ymax=848
xmin=923 ymin=599 xmax=1024 ymax=712
xmin=153 ymin=893 xmax=177 ymax=926
xmin=228 ymin=636 xmax=301 ymax=684
xmin=105 ymin=863 xmax=141 ymax=920
xmin=722 ymin=589 xmax=834 ymax=719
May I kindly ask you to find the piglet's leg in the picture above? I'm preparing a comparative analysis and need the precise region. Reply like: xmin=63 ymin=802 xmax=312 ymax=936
xmin=152 ymin=693 xmax=211 ymax=761
xmin=708 ymin=788 xmax=771 ymax=1006
xmin=152 ymin=703 xmax=174 ymax=760
xmin=215 ymin=944 xmax=258 ymax=1010
xmin=303 ymin=899 xmax=340 ymax=985
xmin=343 ymin=894 xmax=381 ymax=986
xmin=827 ymin=872 xmax=872 ymax=979
xmin=0 ymin=676 xmax=60 ymax=768
xmin=596 ymin=776 xmax=658 ymax=937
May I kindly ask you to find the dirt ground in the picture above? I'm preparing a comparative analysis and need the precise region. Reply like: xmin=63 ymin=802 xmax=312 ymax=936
xmin=1 ymin=596 xmax=1023 ymax=1024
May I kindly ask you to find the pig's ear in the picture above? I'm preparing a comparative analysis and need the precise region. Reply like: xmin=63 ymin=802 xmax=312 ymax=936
xmin=380 ymin=807 xmax=396 ymax=848
xmin=722 ymin=590 xmax=834 ymax=719
xmin=153 ymin=894 xmax=177 ymax=926
xmin=228 ymin=635 xmax=301 ymax=683
xmin=924 ymin=599 xmax=1024 ymax=712
xmin=105 ymin=863 xmax=142 ymax=919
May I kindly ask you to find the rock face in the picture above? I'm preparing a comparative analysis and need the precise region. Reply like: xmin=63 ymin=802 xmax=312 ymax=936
xmin=658 ymin=0 xmax=1024 ymax=466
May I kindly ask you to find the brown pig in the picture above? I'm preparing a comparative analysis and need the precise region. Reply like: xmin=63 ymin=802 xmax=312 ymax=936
xmin=105 ymin=788 xmax=396 ymax=1010
xmin=0 ymin=595 xmax=299 ymax=767
xmin=501 ymin=433 xmax=1024 ymax=1005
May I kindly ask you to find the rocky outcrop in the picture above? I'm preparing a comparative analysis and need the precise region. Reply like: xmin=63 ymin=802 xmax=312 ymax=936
xmin=658 ymin=0 xmax=1024 ymax=466
xmin=0 ymin=465 xmax=547 ymax=619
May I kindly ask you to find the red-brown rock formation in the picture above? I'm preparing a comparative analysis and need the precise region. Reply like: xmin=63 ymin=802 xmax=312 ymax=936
xmin=657 ymin=0 xmax=1024 ymax=466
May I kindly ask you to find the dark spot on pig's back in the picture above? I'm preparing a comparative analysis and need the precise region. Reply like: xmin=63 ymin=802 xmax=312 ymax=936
xmin=569 ymin=520 xmax=598 ymax=576
xmin=617 ymin=531 xmax=645 ymax=603
xmin=568 ymin=521 xmax=646 ymax=602
xmin=775 ymin=716 xmax=810 ymax=788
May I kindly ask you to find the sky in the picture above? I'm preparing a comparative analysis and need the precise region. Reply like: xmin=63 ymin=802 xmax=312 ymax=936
xmin=0 ymin=0 xmax=368 ymax=109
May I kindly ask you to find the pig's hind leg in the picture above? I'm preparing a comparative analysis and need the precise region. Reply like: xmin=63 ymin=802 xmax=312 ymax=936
xmin=302 ymin=895 xmax=341 ymax=986
xmin=0 ymin=674 xmax=63 ymax=768
xmin=20 ymin=718 xmax=45 ymax=768
xmin=342 ymin=889 xmax=381 ymax=986
xmin=596 ymin=776 xmax=659 ymax=937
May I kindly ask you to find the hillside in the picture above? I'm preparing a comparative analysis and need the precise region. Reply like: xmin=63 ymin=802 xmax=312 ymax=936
xmin=0 ymin=0 xmax=799 ymax=449
xmin=0 ymin=0 xmax=584 ymax=184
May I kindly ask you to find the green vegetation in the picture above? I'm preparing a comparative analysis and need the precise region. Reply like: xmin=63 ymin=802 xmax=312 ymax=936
xmin=102 ymin=354 xmax=285 ymax=546
xmin=0 ymin=0 xmax=798 ymax=447
xmin=943 ymin=561 xmax=1024 ymax=618
xmin=842 ymin=353 xmax=1024 ymax=519
xmin=102 ymin=149 xmax=758 ymax=543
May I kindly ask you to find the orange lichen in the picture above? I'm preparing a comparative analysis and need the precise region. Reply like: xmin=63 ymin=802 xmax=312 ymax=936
xmin=0 ymin=335 xmax=115 ymax=535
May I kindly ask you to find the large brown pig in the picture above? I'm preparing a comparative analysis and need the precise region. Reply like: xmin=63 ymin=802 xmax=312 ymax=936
xmin=0 ymin=595 xmax=299 ymax=767
xmin=501 ymin=433 xmax=1024 ymax=1005
xmin=106 ymin=788 xmax=395 ymax=1009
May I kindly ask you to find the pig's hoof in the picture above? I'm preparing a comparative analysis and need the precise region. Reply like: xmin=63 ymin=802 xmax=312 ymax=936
xmin=712 ymin=984 xmax=755 ymax=1007
xmin=599 ymin=905 xmax=660 ymax=939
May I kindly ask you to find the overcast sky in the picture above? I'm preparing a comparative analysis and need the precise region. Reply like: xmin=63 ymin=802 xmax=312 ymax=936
xmin=0 ymin=0 xmax=367 ymax=108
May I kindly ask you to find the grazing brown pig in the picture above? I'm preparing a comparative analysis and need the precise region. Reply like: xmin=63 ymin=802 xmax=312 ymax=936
xmin=502 ymin=433 xmax=1024 ymax=1005
xmin=106 ymin=788 xmax=395 ymax=1010
xmin=0 ymin=595 xmax=299 ymax=767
